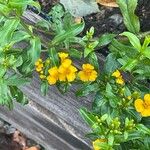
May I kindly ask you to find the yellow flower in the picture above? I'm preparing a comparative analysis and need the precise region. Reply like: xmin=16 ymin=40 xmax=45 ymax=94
xmin=112 ymin=70 xmax=121 ymax=78
xmin=35 ymin=58 xmax=43 ymax=72
xmin=61 ymin=59 xmax=72 ymax=67
xmin=93 ymin=139 xmax=106 ymax=150
xmin=134 ymin=94 xmax=150 ymax=117
xmin=78 ymin=64 xmax=97 ymax=82
xmin=58 ymin=52 xmax=69 ymax=62
xmin=116 ymin=76 xmax=124 ymax=85
xmin=58 ymin=64 xmax=77 ymax=82
xmin=47 ymin=67 xmax=59 ymax=85
xmin=112 ymin=70 xmax=124 ymax=85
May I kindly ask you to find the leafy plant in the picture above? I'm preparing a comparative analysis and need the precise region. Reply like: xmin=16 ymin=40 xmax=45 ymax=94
xmin=0 ymin=0 xmax=149 ymax=149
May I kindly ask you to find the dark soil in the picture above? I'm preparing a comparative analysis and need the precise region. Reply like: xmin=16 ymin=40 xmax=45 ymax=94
xmin=84 ymin=0 xmax=150 ymax=37
xmin=36 ymin=0 xmax=150 ymax=37
xmin=0 ymin=120 xmax=41 ymax=150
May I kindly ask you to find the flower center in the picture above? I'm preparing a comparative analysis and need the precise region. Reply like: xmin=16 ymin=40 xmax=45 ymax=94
xmin=143 ymin=102 xmax=150 ymax=109
xmin=85 ymin=70 xmax=92 ymax=76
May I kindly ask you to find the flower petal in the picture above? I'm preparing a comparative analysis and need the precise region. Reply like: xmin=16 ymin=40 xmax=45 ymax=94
xmin=141 ymin=109 xmax=150 ymax=117
xmin=47 ymin=76 xmax=57 ymax=85
xmin=61 ymin=59 xmax=72 ymax=67
xmin=134 ymin=99 xmax=144 ymax=113
xmin=82 ymin=64 xmax=94 ymax=70
xmin=67 ymin=73 xmax=76 ymax=82
xmin=112 ymin=70 xmax=121 ymax=78
xmin=78 ymin=71 xmax=89 ymax=82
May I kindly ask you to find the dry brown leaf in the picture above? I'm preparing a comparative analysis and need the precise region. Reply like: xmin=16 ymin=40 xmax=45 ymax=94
xmin=13 ymin=130 xmax=27 ymax=149
xmin=25 ymin=146 xmax=40 ymax=150
xmin=96 ymin=0 xmax=118 ymax=7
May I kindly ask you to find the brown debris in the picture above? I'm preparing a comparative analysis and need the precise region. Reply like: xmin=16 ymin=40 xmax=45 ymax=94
xmin=96 ymin=0 xmax=118 ymax=7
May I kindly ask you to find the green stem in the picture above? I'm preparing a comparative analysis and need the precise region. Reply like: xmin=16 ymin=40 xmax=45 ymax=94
xmin=20 ymin=18 xmax=34 ymax=38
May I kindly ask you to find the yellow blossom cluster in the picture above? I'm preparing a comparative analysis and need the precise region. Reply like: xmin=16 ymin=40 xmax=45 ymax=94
xmin=35 ymin=52 xmax=98 ymax=85
xmin=93 ymin=139 xmax=106 ymax=150
xmin=112 ymin=70 xmax=124 ymax=85
xmin=134 ymin=94 xmax=150 ymax=117
xmin=35 ymin=58 xmax=46 ymax=79
xmin=46 ymin=52 xmax=77 ymax=85
xmin=35 ymin=58 xmax=43 ymax=72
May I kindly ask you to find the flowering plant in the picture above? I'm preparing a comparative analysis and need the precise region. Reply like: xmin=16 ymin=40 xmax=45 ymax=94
xmin=0 ymin=0 xmax=150 ymax=149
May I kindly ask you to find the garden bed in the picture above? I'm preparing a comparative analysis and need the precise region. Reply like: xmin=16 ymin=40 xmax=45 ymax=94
xmin=0 ymin=1 xmax=150 ymax=150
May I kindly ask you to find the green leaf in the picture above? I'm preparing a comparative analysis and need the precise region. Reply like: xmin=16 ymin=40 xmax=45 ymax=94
xmin=9 ymin=0 xmax=41 ymax=13
xmin=116 ymin=0 xmax=140 ymax=33
xmin=0 ymin=19 xmax=20 ymax=46
xmin=5 ymin=75 xmax=29 ymax=86
xmin=127 ymin=131 xmax=142 ymax=141
xmin=108 ymin=134 xmax=114 ymax=146
xmin=124 ymin=131 xmax=128 ymax=140
xmin=41 ymin=81 xmax=49 ymax=96
xmin=105 ymin=83 xmax=118 ymax=108
xmin=121 ymin=32 xmax=141 ymax=51
xmin=92 ymin=92 xmax=106 ymax=114
xmin=76 ymin=83 xmax=99 ymax=97
xmin=49 ymin=47 xmax=59 ymax=66
xmin=104 ymin=53 xmax=120 ymax=75
xmin=0 ymin=66 xmax=6 ymax=78
xmin=98 ymin=34 xmax=116 ymax=47
xmin=27 ymin=37 xmax=41 ymax=67
xmin=121 ymin=58 xmax=138 ymax=71
xmin=143 ymin=47 xmax=150 ymax=59
xmin=136 ymin=124 xmax=150 ymax=135
xmin=69 ymin=48 xmax=82 ymax=59
xmin=142 ymin=36 xmax=150 ymax=50
xmin=36 ymin=20 xmax=51 ymax=30
xmin=84 ymin=41 xmax=99 ymax=57
xmin=51 ymin=22 xmax=85 ymax=46
xmin=79 ymin=108 xmax=97 ymax=127
xmin=0 ymin=3 xmax=10 ymax=16
xmin=9 ymin=86 xmax=28 ymax=105
xmin=88 ymin=52 xmax=99 ymax=71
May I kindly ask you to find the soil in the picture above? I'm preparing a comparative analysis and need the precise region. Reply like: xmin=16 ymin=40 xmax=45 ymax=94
xmin=0 ymin=119 xmax=41 ymax=150
xmin=37 ymin=0 xmax=150 ymax=36
xmin=84 ymin=0 xmax=150 ymax=36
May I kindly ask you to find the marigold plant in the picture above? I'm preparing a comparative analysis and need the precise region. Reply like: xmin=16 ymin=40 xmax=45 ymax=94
xmin=0 ymin=0 xmax=150 ymax=150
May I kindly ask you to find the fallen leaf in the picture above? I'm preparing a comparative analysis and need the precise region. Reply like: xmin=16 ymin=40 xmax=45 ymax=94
xmin=96 ymin=0 xmax=118 ymax=7
xmin=26 ymin=146 xmax=40 ymax=150
xmin=13 ymin=130 xmax=27 ymax=149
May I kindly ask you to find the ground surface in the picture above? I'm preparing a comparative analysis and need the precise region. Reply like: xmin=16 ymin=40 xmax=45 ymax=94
xmin=0 ymin=119 xmax=41 ymax=150
xmin=37 ymin=0 xmax=150 ymax=35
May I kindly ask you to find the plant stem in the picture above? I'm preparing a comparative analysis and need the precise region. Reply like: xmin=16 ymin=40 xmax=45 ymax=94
xmin=20 ymin=18 xmax=34 ymax=38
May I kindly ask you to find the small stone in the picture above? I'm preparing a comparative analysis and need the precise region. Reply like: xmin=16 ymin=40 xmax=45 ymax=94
xmin=0 ymin=119 xmax=4 ymax=128
xmin=109 ymin=14 xmax=123 ymax=25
